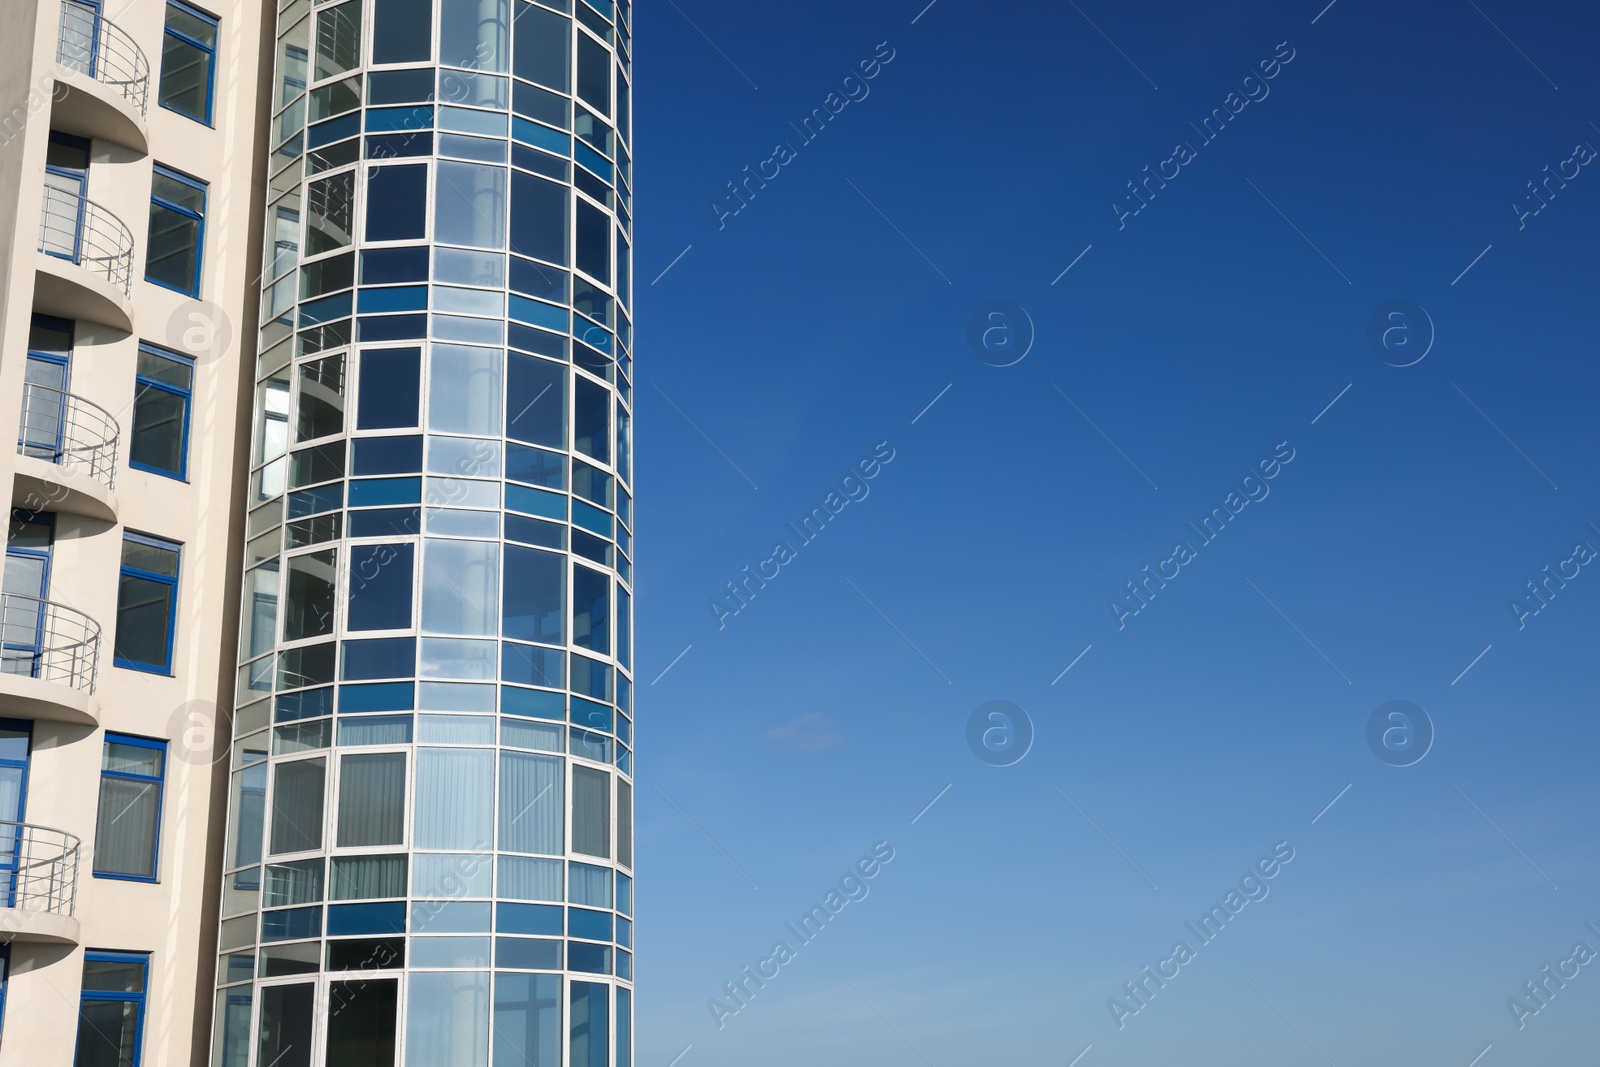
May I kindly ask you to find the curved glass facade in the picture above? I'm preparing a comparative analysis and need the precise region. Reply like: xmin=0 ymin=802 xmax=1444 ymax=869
xmin=212 ymin=1 xmax=635 ymax=1064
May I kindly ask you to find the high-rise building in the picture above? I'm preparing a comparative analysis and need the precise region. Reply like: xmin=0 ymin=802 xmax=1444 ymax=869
xmin=0 ymin=0 xmax=636 ymax=1063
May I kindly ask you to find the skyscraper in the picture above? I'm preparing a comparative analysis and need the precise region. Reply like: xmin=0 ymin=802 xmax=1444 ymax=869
xmin=0 ymin=0 xmax=636 ymax=1063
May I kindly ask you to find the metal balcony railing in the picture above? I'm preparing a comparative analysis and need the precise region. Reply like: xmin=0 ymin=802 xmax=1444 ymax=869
xmin=38 ymin=183 xmax=135 ymax=298
xmin=56 ymin=0 xmax=150 ymax=116
xmin=0 ymin=594 xmax=101 ymax=694
xmin=0 ymin=822 xmax=81 ymax=919
xmin=17 ymin=383 xmax=120 ymax=492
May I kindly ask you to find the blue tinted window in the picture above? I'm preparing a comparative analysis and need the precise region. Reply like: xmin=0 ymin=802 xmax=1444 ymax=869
xmin=361 ymin=246 xmax=430 ymax=283
xmin=348 ymin=507 xmax=422 ymax=537
xmin=352 ymin=435 xmax=423 ymax=475
xmin=357 ymin=349 xmax=421 ymax=428
xmin=513 ymin=3 xmax=569 ymax=91
xmin=567 ymin=908 xmax=611 ymax=942
xmin=498 ymin=937 xmax=560 ymax=970
xmin=366 ymin=165 xmax=429 ymax=241
xmin=504 ymin=546 xmax=564 ymax=644
xmin=573 ymin=376 xmax=608 ymax=463
xmin=497 ymin=903 xmax=562 ymax=935
xmin=372 ymin=0 xmax=432 ymax=64
xmin=327 ymin=901 xmax=406 ymax=936
xmin=574 ymin=198 xmax=609 ymax=285
xmin=572 ymin=566 xmax=608 ymax=654
xmin=130 ymin=344 xmax=194 ymax=479
xmin=494 ymin=973 xmax=561 ymax=1065
xmin=507 ymin=354 xmax=566 ymax=448
xmin=261 ymin=906 xmax=322 ymax=941
xmin=510 ymin=172 xmax=568 ymax=265
xmin=343 ymin=638 xmax=416 ymax=680
xmin=347 ymin=543 xmax=415 ymax=631
xmin=570 ymin=979 xmax=610 ymax=1066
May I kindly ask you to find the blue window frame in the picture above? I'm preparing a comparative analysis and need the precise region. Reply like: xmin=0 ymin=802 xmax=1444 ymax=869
xmin=73 ymin=950 xmax=150 ymax=1067
xmin=113 ymin=534 xmax=181 ymax=674
xmin=41 ymin=132 xmax=90 ymax=264
xmin=93 ymin=734 xmax=166 ymax=882
xmin=129 ymin=344 xmax=194 ymax=479
xmin=3 ymin=512 xmax=54 ymax=679
xmin=158 ymin=1 xmax=218 ymax=124
xmin=21 ymin=315 xmax=73 ymax=463
xmin=146 ymin=164 xmax=207 ymax=297
xmin=0 ymin=720 xmax=33 ymax=910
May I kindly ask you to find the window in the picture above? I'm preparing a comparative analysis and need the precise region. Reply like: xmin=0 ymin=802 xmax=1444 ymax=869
xmin=571 ymin=766 xmax=609 ymax=859
xmin=570 ymin=981 xmax=609 ymax=1067
xmin=74 ymin=951 xmax=149 ymax=1067
xmin=114 ymin=535 xmax=180 ymax=673
xmin=159 ymin=2 xmax=218 ymax=123
xmin=495 ymin=973 xmax=560 ymax=1067
xmin=357 ymin=348 xmax=421 ymax=429
xmin=365 ymin=165 xmax=427 ymax=242
xmin=146 ymin=165 xmax=207 ymax=296
xmin=348 ymin=544 xmax=415 ymax=631
xmin=93 ymin=735 xmax=166 ymax=880
xmin=372 ymin=0 xmax=432 ymax=64
xmin=130 ymin=345 xmax=193 ymax=478
xmin=337 ymin=752 xmax=406 ymax=847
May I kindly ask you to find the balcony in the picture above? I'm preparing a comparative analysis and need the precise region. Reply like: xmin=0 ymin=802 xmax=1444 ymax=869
xmin=14 ymin=383 xmax=119 ymax=522
xmin=0 ymin=594 xmax=101 ymax=725
xmin=34 ymin=183 xmax=134 ymax=332
xmin=49 ymin=0 xmax=150 ymax=153
xmin=0 ymin=822 xmax=81 ymax=945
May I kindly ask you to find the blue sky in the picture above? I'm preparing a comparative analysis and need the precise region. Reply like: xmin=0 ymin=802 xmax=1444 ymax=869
xmin=630 ymin=1 xmax=1600 ymax=1063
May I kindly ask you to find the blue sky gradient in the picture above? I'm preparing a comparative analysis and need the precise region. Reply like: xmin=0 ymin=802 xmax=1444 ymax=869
xmin=631 ymin=1 xmax=1600 ymax=1062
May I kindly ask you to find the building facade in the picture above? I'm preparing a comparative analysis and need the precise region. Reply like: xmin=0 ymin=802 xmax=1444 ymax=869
xmin=210 ymin=1 xmax=637 ymax=1066
xmin=0 ymin=0 xmax=269 ymax=1065
xmin=0 ymin=0 xmax=636 ymax=1064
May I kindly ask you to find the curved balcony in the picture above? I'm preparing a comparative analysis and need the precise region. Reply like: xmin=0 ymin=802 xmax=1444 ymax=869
xmin=0 ymin=594 xmax=101 ymax=726
xmin=0 ymin=822 xmax=81 ymax=945
xmin=14 ymin=384 xmax=119 ymax=522
xmin=34 ymin=183 xmax=134 ymax=332
xmin=49 ymin=0 xmax=150 ymax=153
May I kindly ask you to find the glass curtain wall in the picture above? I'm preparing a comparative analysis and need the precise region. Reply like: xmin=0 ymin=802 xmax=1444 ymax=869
xmin=213 ymin=0 xmax=635 ymax=1062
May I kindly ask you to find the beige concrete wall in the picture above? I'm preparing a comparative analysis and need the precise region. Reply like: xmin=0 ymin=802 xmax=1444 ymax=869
xmin=0 ymin=1 xmax=269 ymax=1063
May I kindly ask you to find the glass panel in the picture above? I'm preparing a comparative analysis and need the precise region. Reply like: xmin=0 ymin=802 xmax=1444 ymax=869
xmin=266 ymin=858 xmax=325 ymax=906
xmin=405 ymin=972 xmax=490 ymax=1067
xmin=371 ymin=0 xmax=431 ymax=64
xmin=332 ymin=854 xmax=408 ymax=899
xmin=269 ymin=758 xmax=325 ymax=854
xmin=499 ymin=752 xmax=563 ymax=855
xmin=366 ymin=164 xmax=428 ymax=242
xmin=441 ymin=0 xmax=508 ymax=70
xmin=326 ymin=976 xmax=397 ymax=1067
xmin=573 ymin=376 xmax=608 ymax=463
xmin=512 ymin=3 xmax=568 ymax=91
xmin=569 ymin=981 xmax=608 ymax=1067
xmin=357 ymin=348 xmax=421 ymax=429
xmin=296 ymin=354 xmax=345 ymax=441
xmin=93 ymin=777 xmax=159 ymax=877
xmin=571 ymin=765 xmax=608 ymax=858
xmin=76 ymin=999 xmax=140 ymax=1067
xmin=571 ymin=566 xmax=607 ymax=654
xmin=314 ymin=0 xmax=363 ymax=81
xmin=337 ymin=752 xmax=406 ymax=846
xmin=257 ymin=982 xmax=315 ymax=1067
xmin=160 ymin=31 xmax=213 ymax=120
xmin=283 ymin=549 xmax=337 ymax=641
xmin=434 ymin=162 xmax=506 ymax=249
xmin=493 ymin=973 xmax=560 ymax=1067
xmin=412 ymin=852 xmax=492 ymax=898
xmin=428 ymin=344 xmax=503 ymax=435
xmin=348 ymin=543 xmax=415 ymax=630
xmin=414 ymin=747 xmax=494 ymax=848
xmin=420 ymin=539 xmax=498 ymax=636
xmin=306 ymin=170 xmax=356 ymax=256
xmin=498 ymin=855 xmax=562 ymax=901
